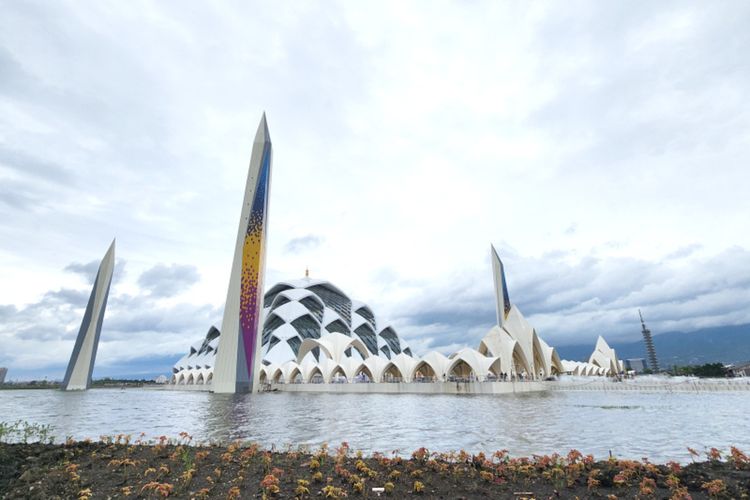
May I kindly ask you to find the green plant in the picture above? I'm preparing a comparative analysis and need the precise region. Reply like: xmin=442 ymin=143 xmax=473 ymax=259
xmin=0 ymin=420 xmax=55 ymax=444
xmin=179 ymin=447 xmax=193 ymax=471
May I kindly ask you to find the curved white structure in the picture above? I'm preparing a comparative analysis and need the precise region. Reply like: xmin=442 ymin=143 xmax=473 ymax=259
xmin=62 ymin=240 xmax=115 ymax=391
xmin=587 ymin=336 xmax=624 ymax=376
xmin=172 ymin=277 xmax=414 ymax=385
xmin=474 ymin=246 xmax=564 ymax=380
xmin=173 ymin=245 xmax=618 ymax=390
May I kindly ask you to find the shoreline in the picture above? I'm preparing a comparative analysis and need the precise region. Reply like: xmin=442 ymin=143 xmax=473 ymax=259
xmin=1 ymin=440 xmax=748 ymax=498
xmin=152 ymin=377 xmax=750 ymax=393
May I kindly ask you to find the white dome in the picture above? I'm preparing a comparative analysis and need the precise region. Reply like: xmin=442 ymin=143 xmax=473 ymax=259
xmin=172 ymin=278 xmax=412 ymax=385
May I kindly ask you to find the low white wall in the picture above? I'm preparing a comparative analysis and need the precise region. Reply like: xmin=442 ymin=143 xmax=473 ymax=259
xmin=551 ymin=379 xmax=750 ymax=392
xmin=159 ymin=383 xmax=212 ymax=392
xmin=270 ymin=381 xmax=547 ymax=395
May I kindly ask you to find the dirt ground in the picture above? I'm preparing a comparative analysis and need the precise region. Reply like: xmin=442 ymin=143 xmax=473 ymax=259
xmin=1 ymin=440 xmax=749 ymax=499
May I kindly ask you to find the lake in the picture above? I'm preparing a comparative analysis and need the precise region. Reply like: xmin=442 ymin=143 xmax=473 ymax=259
xmin=2 ymin=388 xmax=748 ymax=463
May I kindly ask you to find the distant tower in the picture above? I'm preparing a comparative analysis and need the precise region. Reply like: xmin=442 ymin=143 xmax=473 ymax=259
xmin=638 ymin=309 xmax=659 ymax=372
xmin=62 ymin=240 xmax=116 ymax=390
xmin=213 ymin=114 xmax=273 ymax=394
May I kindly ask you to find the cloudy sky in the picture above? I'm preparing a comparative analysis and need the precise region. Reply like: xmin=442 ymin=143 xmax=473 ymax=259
xmin=2 ymin=1 xmax=749 ymax=379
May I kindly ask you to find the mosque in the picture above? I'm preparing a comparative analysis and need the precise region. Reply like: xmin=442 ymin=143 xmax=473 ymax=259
xmin=59 ymin=113 xmax=621 ymax=394
xmin=169 ymin=114 xmax=622 ymax=392
xmin=170 ymin=245 xmax=623 ymax=389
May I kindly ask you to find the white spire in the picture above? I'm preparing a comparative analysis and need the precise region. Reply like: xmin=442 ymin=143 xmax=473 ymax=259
xmin=490 ymin=244 xmax=511 ymax=328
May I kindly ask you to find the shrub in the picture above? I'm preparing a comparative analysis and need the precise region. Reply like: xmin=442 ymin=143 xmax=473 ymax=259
xmin=321 ymin=485 xmax=347 ymax=499
xmin=701 ymin=479 xmax=726 ymax=497
xmin=413 ymin=481 xmax=424 ymax=494
xmin=261 ymin=474 xmax=280 ymax=495
xmin=639 ymin=477 xmax=656 ymax=496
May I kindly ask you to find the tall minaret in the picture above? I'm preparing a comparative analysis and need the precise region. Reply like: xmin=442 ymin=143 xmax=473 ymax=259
xmin=62 ymin=239 xmax=115 ymax=390
xmin=490 ymin=244 xmax=511 ymax=328
xmin=639 ymin=309 xmax=659 ymax=372
xmin=213 ymin=114 xmax=273 ymax=393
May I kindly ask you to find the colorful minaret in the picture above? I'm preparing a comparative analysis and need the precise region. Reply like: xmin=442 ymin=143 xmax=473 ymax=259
xmin=213 ymin=114 xmax=273 ymax=393
xmin=62 ymin=239 xmax=115 ymax=390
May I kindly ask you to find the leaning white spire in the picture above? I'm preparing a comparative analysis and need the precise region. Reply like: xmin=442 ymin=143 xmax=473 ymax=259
xmin=62 ymin=239 xmax=115 ymax=390
xmin=490 ymin=244 xmax=511 ymax=328
xmin=213 ymin=113 xmax=273 ymax=393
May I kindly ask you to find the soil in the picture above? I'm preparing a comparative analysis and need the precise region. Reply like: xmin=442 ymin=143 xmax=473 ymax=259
xmin=1 ymin=441 xmax=748 ymax=499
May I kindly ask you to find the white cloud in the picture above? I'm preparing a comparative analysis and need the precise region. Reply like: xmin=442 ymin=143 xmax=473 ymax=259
xmin=1 ymin=0 xmax=749 ymax=377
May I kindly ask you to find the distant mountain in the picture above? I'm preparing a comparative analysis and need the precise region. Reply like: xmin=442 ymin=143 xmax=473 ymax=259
xmin=555 ymin=323 xmax=750 ymax=367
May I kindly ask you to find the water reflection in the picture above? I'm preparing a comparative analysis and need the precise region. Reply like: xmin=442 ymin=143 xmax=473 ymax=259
xmin=2 ymin=388 xmax=749 ymax=463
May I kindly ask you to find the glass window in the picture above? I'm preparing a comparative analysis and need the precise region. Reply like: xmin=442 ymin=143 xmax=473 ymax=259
xmin=262 ymin=314 xmax=285 ymax=345
xmin=263 ymin=284 xmax=293 ymax=307
xmin=380 ymin=345 xmax=392 ymax=359
xmin=270 ymin=295 xmax=290 ymax=311
xmin=354 ymin=307 xmax=376 ymax=329
xmin=325 ymin=319 xmax=350 ymax=335
xmin=379 ymin=327 xmax=401 ymax=354
xmin=309 ymin=284 xmax=351 ymax=325
xmin=300 ymin=296 xmax=324 ymax=322
xmin=268 ymin=336 xmax=280 ymax=350
xmin=287 ymin=336 xmax=301 ymax=355
xmin=291 ymin=314 xmax=321 ymax=340
xmin=354 ymin=324 xmax=379 ymax=355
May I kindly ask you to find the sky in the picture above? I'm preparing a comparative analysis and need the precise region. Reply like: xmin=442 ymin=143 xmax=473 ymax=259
xmin=1 ymin=1 xmax=749 ymax=380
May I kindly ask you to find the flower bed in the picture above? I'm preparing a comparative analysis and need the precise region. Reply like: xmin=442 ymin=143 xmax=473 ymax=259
xmin=1 ymin=436 xmax=748 ymax=498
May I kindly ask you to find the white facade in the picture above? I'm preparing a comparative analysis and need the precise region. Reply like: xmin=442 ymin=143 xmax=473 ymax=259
xmin=587 ymin=336 xmax=624 ymax=376
xmin=172 ymin=277 xmax=414 ymax=385
xmin=62 ymin=240 xmax=115 ymax=391
xmin=173 ymin=245 xmax=617 ymax=389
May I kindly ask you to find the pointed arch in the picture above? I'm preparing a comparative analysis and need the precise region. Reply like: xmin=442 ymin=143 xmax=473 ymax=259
xmin=448 ymin=359 xmax=475 ymax=379
xmin=532 ymin=334 xmax=548 ymax=379
xmin=381 ymin=362 xmax=403 ymax=382
xmin=308 ymin=366 xmax=324 ymax=384
xmin=288 ymin=366 xmax=303 ymax=384
xmin=411 ymin=360 xmax=437 ymax=382
xmin=329 ymin=365 xmax=348 ymax=383
xmin=488 ymin=357 xmax=503 ymax=379
xmin=512 ymin=343 xmax=533 ymax=376
xmin=354 ymin=363 xmax=374 ymax=382
xmin=297 ymin=339 xmax=332 ymax=364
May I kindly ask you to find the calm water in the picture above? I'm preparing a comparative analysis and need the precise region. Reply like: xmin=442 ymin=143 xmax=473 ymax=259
xmin=2 ymin=388 xmax=748 ymax=462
